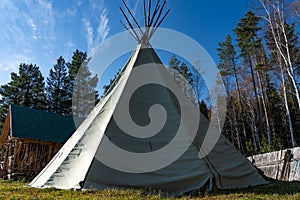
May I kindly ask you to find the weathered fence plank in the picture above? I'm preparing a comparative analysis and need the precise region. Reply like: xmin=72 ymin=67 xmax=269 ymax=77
xmin=248 ymin=147 xmax=300 ymax=181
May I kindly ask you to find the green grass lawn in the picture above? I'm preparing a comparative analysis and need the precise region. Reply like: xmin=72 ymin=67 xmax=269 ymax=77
xmin=0 ymin=180 xmax=299 ymax=200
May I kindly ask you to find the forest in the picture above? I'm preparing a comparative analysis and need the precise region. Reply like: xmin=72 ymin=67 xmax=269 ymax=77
xmin=0 ymin=0 xmax=299 ymax=156
xmin=0 ymin=50 xmax=99 ymax=129
xmin=215 ymin=0 xmax=300 ymax=155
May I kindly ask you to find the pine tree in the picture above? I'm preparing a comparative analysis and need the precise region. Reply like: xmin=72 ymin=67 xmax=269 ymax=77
xmin=266 ymin=80 xmax=286 ymax=149
xmin=46 ymin=56 xmax=70 ymax=114
xmin=67 ymin=50 xmax=99 ymax=118
xmin=199 ymin=100 xmax=210 ymax=120
xmin=168 ymin=55 xmax=194 ymax=101
xmin=0 ymin=63 xmax=47 ymax=129
xmin=0 ymin=100 xmax=7 ymax=131
xmin=217 ymin=34 xmax=247 ymax=152
xmin=168 ymin=55 xmax=193 ymax=85
xmin=103 ymin=69 xmax=121 ymax=96
xmin=0 ymin=63 xmax=46 ymax=109
xmin=234 ymin=11 xmax=263 ymax=149
xmin=68 ymin=50 xmax=88 ymax=81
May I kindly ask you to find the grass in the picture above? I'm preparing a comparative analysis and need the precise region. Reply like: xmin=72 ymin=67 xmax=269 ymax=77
xmin=0 ymin=180 xmax=299 ymax=199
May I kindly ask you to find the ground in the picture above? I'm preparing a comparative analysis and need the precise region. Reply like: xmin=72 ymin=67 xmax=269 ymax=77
xmin=0 ymin=180 xmax=299 ymax=199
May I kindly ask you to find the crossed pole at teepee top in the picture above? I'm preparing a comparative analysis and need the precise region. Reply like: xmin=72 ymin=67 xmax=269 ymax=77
xmin=120 ymin=0 xmax=170 ymax=45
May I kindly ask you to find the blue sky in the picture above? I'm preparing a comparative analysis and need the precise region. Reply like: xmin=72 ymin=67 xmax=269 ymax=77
xmin=0 ymin=0 xmax=250 ymax=88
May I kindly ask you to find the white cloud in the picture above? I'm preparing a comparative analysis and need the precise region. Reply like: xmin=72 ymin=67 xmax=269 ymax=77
xmin=76 ymin=0 xmax=84 ymax=7
xmin=26 ymin=17 xmax=38 ymax=39
xmin=0 ymin=50 xmax=56 ymax=85
xmin=96 ymin=8 xmax=110 ymax=44
xmin=0 ymin=0 xmax=57 ymax=85
xmin=65 ymin=40 xmax=75 ymax=49
xmin=133 ymin=0 xmax=140 ymax=17
xmin=0 ymin=0 xmax=111 ymax=85
xmin=66 ymin=8 xmax=77 ymax=16
xmin=0 ymin=54 xmax=30 ymax=73
xmin=82 ymin=1 xmax=110 ymax=52
xmin=82 ymin=18 xmax=94 ymax=52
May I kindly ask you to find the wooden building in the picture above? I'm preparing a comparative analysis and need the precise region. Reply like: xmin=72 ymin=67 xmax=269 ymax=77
xmin=0 ymin=105 xmax=77 ymax=179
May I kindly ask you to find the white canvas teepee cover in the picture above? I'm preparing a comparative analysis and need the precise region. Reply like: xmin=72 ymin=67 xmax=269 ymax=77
xmin=30 ymin=43 xmax=267 ymax=196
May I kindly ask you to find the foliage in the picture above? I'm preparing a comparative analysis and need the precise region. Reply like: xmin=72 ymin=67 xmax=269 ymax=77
xmin=46 ymin=56 xmax=70 ymax=114
xmin=102 ymin=69 xmax=121 ymax=96
xmin=259 ymin=137 xmax=273 ymax=154
xmin=0 ymin=50 xmax=100 ymax=131
xmin=199 ymin=100 xmax=210 ymax=120
xmin=234 ymin=11 xmax=261 ymax=59
xmin=245 ymin=140 xmax=256 ymax=156
xmin=0 ymin=63 xmax=47 ymax=109
xmin=168 ymin=55 xmax=197 ymax=104
xmin=217 ymin=34 xmax=237 ymax=77
xmin=67 ymin=50 xmax=99 ymax=118
xmin=0 ymin=64 xmax=47 ymax=130
xmin=218 ymin=4 xmax=300 ymax=155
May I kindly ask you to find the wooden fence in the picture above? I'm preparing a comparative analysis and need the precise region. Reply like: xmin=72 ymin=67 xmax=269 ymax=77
xmin=248 ymin=147 xmax=300 ymax=181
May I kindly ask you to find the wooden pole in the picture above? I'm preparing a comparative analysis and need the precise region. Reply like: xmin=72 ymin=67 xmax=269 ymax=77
xmin=120 ymin=7 xmax=141 ymax=41
xmin=148 ymin=0 xmax=151 ymax=26
xmin=149 ymin=0 xmax=161 ymax=27
xmin=120 ymin=21 xmax=139 ymax=41
xmin=143 ymin=0 xmax=147 ymax=27
xmin=148 ymin=8 xmax=170 ymax=41
xmin=148 ymin=0 xmax=166 ymax=40
xmin=121 ymin=0 xmax=144 ymax=36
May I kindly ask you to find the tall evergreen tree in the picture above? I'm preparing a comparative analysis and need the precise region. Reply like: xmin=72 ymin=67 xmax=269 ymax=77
xmin=168 ymin=55 xmax=194 ymax=102
xmin=67 ymin=50 xmax=99 ymax=118
xmin=68 ymin=50 xmax=88 ymax=81
xmin=168 ymin=55 xmax=193 ymax=85
xmin=217 ymin=34 xmax=247 ymax=152
xmin=0 ymin=63 xmax=46 ymax=109
xmin=103 ymin=69 xmax=121 ymax=96
xmin=0 ymin=63 xmax=46 ymax=129
xmin=199 ymin=100 xmax=210 ymax=120
xmin=254 ymin=41 xmax=273 ymax=147
xmin=286 ymin=23 xmax=300 ymax=73
xmin=0 ymin=99 xmax=8 ymax=131
xmin=234 ymin=11 xmax=263 ymax=148
xmin=46 ymin=56 xmax=70 ymax=114
xmin=265 ymin=80 xmax=286 ymax=149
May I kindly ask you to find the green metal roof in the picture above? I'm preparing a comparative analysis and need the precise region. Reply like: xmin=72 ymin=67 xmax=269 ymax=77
xmin=10 ymin=105 xmax=77 ymax=143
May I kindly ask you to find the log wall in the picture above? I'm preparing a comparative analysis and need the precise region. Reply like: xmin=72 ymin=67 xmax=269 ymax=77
xmin=0 ymin=138 xmax=62 ymax=180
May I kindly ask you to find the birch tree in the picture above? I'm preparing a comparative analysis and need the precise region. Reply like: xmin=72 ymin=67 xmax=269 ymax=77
xmin=259 ymin=0 xmax=300 ymax=113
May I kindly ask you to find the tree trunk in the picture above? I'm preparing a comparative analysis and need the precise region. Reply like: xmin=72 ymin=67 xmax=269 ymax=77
xmin=225 ymin=78 xmax=235 ymax=143
xmin=232 ymin=60 xmax=247 ymax=143
xmin=233 ymin=103 xmax=244 ymax=153
xmin=248 ymin=54 xmax=263 ymax=136
xmin=257 ymin=70 xmax=271 ymax=145
xmin=261 ymin=0 xmax=300 ymax=112
xmin=279 ymin=56 xmax=296 ymax=147
xmin=246 ymin=98 xmax=258 ymax=153
xmin=260 ymin=0 xmax=297 ymax=147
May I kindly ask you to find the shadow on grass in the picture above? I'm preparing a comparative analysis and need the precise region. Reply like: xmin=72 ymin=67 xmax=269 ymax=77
xmin=188 ymin=180 xmax=300 ymax=198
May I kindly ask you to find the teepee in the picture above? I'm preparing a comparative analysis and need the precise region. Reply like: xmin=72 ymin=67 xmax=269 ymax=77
xmin=30 ymin=0 xmax=267 ymax=196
